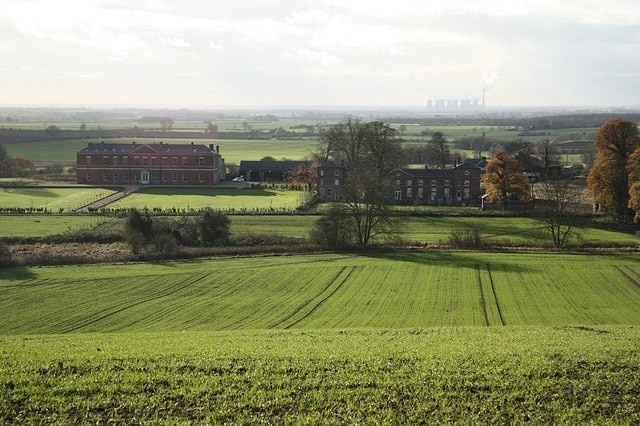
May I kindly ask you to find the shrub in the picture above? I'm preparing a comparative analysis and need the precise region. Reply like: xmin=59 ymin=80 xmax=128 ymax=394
xmin=449 ymin=228 xmax=484 ymax=249
xmin=151 ymin=233 xmax=179 ymax=256
xmin=125 ymin=230 xmax=147 ymax=255
xmin=310 ymin=204 xmax=355 ymax=249
xmin=0 ymin=240 xmax=12 ymax=266
xmin=197 ymin=209 xmax=230 ymax=247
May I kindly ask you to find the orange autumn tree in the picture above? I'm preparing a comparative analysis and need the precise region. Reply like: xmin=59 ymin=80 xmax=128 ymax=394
xmin=481 ymin=151 xmax=531 ymax=209
xmin=587 ymin=119 xmax=640 ymax=222
xmin=627 ymin=147 xmax=640 ymax=222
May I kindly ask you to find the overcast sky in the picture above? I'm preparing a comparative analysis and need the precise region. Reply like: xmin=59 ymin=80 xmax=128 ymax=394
xmin=1 ymin=0 xmax=639 ymax=108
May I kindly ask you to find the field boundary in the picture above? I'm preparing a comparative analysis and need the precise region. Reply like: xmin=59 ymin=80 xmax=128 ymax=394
xmin=615 ymin=266 xmax=640 ymax=291
xmin=74 ymin=186 xmax=140 ymax=213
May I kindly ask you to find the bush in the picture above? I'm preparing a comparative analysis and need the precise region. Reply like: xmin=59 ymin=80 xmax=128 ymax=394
xmin=197 ymin=209 xmax=230 ymax=247
xmin=310 ymin=205 xmax=355 ymax=249
xmin=0 ymin=240 xmax=13 ymax=266
xmin=449 ymin=228 xmax=484 ymax=249
xmin=151 ymin=233 xmax=179 ymax=256
xmin=125 ymin=230 xmax=147 ymax=255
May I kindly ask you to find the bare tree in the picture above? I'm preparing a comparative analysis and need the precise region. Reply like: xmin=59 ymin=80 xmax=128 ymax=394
xmin=537 ymin=177 xmax=584 ymax=248
xmin=425 ymin=131 xmax=451 ymax=169
xmin=537 ymin=139 xmax=559 ymax=179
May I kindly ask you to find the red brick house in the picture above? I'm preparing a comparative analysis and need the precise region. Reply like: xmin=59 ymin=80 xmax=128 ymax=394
xmin=76 ymin=142 xmax=225 ymax=186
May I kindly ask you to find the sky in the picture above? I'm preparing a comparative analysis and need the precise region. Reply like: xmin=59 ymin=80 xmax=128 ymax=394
xmin=0 ymin=0 xmax=639 ymax=108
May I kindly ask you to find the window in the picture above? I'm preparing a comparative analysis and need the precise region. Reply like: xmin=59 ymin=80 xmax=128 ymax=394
xmin=199 ymin=157 xmax=205 ymax=167
xmin=134 ymin=156 xmax=140 ymax=165
xmin=445 ymin=180 xmax=450 ymax=186
xmin=199 ymin=173 xmax=204 ymax=183
xmin=418 ymin=187 xmax=424 ymax=198
xmin=464 ymin=170 xmax=470 ymax=176
xmin=123 ymin=174 xmax=129 ymax=182
xmin=86 ymin=156 xmax=92 ymax=165
xmin=394 ymin=189 xmax=401 ymax=200
xmin=142 ymin=157 xmax=148 ymax=166
xmin=431 ymin=179 xmax=437 ymax=186
xmin=334 ymin=169 xmax=340 ymax=177
xmin=151 ymin=157 xmax=156 ymax=166
xmin=172 ymin=173 xmax=177 ymax=183
xmin=162 ymin=173 xmax=167 ymax=183
xmin=464 ymin=188 xmax=470 ymax=198
xmin=431 ymin=188 xmax=437 ymax=201
xmin=320 ymin=170 xmax=324 ymax=177
xmin=418 ymin=179 xmax=423 ymax=186
xmin=182 ymin=173 xmax=187 ymax=183
xmin=123 ymin=157 xmax=128 ymax=166
xmin=86 ymin=174 xmax=92 ymax=182
xmin=112 ymin=172 xmax=118 ymax=182
xmin=102 ymin=156 xmax=109 ymax=165
xmin=464 ymin=180 xmax=470 ymax=186
xmin=395 ymin=179 xmax=401 ymax=185
xmin=334 ymin=179 xmax=340 ymax=186
xmin=162 ymin=157 xmax=167 ymax=166
xmin=112 ymin=156 xmax=118 ymax=165
xmin=407 ymin=188 xmax=413 ymax=198
xmin=182 ymin=157 xmax=188 ymax=166
xmin=327 ymin=187 xmax=333 ymax=197
xmin=102 ymin=172 xmax=108 ymax=181
xmin=172 ymin=157 xmax=178 ymax=167
xmin=320 ymin=178 xmax=324 ymax=186
xmin=444 ymin=188 xmax=450 ymax=199
xmin=406 ymin=179 xmax=412 ymax=186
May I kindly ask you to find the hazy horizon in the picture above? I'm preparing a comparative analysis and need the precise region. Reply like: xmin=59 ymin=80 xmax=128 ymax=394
xmin=1 ymin=0 xmax=639 ymax=108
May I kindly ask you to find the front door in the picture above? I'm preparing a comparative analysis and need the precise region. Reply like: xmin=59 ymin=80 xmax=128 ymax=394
xmin=140 ymin=170 xmax=150 ymax=184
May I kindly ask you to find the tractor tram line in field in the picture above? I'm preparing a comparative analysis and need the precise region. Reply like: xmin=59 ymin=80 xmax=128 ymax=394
xmin=475 ymin=265 xmax=490 ymax=326
xmin=61 ymin=272 xmax=212 ymax=333
xmin=283 ymin=266 xmax=355 ymax=329
xmin=615 ymin=265 xmax=640 ymax=292
xmin=486 ymin=265 xmax=506 ymax=326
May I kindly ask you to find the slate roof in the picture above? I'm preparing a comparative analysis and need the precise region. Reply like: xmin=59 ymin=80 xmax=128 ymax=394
xmin=78 ymin=142 xmax=217 ymax=155
xmin=239 ymin=160 xmax=312 ymax=172
xmin=456 ymin=158 xmax=487 ymax=169
xmin=396 ymin=168 xmax=454 ymax=178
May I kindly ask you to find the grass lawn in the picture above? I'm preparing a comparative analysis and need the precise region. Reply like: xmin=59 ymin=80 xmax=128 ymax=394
xmin=0 ymin=187 xmax=116 ymax=211
xmin=107 ymin=187 xmax=306 ymax=211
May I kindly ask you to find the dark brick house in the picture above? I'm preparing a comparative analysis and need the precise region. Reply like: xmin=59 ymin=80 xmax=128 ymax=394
xmin=316 ymin=158 xmax=486 ymax=205
xmin=76 ymin=142 xmax=225 ymax=186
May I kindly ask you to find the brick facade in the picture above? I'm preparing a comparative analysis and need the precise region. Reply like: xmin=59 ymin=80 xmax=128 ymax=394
xmin=76 ymin=142 xmax=225 ymax=186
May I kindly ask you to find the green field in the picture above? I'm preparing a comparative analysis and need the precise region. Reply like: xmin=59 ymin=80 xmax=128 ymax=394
xmin=0 ymin=187 xmax=116 ymax=211
xmin=1 ymin=214 xmax=637 ymax=247
xmin=2 ymin=252 xmax=639 ymax=333
xmin=1 ymin=327 xmax=638 ymax=424
xmin=4 ymin=137 xmax=318 ymax=165
xmin=106 ymin=187 xmax=306 ymax=211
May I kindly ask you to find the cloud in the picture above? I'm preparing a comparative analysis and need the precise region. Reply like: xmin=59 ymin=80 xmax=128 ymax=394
xmin=161 ymin=38 xmax=191 ymax=48
xmin=284 ymin=49 xmax=342 ymax=67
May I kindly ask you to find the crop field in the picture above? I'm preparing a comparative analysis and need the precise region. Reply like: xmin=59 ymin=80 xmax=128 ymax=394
xmin=4 ymin=137 xmax=318 ymax=165
xmin=1 ymin=252 xmax=639 ymax=334
xmin=107 ymin=187 xmax=305 ymax=211
xmin=1 ymin=327 xmax=638 ymax=424
xmin=0 ymin=187 xmax=116 ymax=212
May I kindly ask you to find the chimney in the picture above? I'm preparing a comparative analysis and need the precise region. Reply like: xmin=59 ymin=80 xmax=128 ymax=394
xmin=191 ymin=141 xmax=194 ymax=145
xmin=209 ymin=144 xmax=214 ymax=151
xmin=215 ymin=145 xmax=220 ymax=154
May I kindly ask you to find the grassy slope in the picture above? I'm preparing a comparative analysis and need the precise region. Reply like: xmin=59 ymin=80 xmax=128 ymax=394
xmin=1 ymin=252 xmax=639 ymax=334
